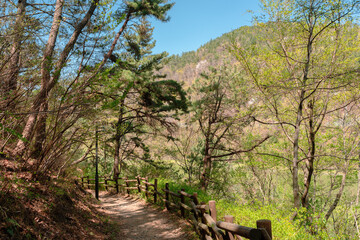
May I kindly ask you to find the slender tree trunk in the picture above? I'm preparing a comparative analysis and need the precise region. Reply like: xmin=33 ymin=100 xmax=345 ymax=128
xmin=113 ymin=100 xmax=125 ymax=180
xmin=355 ymin=155 xmax=360 ymax=237
xmin=31 ymin=0 xmax=63 ymax=159
xmin=14 ymin=0 xmax=99 ymax=157
xmin=325 ymin=165 xmax=348 ymax=220
xmin=293 ymin=19 xmax=313 ymax=210
xmin=292 ymin=90 xmax=305 ymax=210
xmin=113 ymin=135 xmax=121 ymax=179
xmin=200 ymin=141 xmax=212 ymax=191
xmin=356 ymin=155 xmax=360 ymax=206
xmin=1 ymin=0 xmax=26 ymax=109
xmin=302 ymin=100 xmax=315 ymax=208
xmin=200 ymin=155 xmax=212 ymax=191
xmin=31 ymin=102 xmax=48 ymax=158
xmin=71 ymin=144 xmax=93 ymax=166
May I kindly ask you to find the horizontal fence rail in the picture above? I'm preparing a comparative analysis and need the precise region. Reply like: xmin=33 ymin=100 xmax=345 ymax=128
xmin=81 ymin=175 xmax=272 ymax=240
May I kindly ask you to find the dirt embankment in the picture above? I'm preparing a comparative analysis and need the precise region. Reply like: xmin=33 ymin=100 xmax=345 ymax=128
xmin=0 ymin=158 xmax=120 ymax=239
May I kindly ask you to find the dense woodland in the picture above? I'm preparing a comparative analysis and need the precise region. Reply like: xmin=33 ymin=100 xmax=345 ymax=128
xmin=2 ymin=0 xmax=360 ymax=239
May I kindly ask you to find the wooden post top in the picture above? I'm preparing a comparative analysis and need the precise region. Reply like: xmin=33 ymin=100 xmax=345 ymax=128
xmin=256 ymin=219 xmax=272 ymax=239
xmin=209 ymin=200 xmax=217 ymax=222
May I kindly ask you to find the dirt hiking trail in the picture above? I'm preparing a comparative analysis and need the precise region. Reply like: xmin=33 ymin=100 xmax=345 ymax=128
xmin=96 ymin=192 xmax=193 ymax=240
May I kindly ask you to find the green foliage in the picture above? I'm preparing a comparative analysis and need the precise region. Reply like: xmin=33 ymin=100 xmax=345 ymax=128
xmin=140 ymin=79 xmax=188 ymax=113
xmin=81 ymin=155 xmax=113 ymax=178
xmin=155 ymin=178 xmax=212 ymax=204
xmin=125 ymin=0 xmax=174 ymax=21
xmin=0 ymin=122 xmax=27 ymax=142
xmin=5 ymin=218 xmax=20 ymax=237
xmin=217 ymin=200 xmax=307 ymax=239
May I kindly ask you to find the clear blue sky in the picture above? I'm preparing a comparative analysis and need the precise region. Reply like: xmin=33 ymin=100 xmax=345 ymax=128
xmin=150 ymin=0 xmax=261 ymax=56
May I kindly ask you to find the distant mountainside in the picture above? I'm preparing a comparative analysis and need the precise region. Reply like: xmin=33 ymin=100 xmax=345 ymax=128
xmin=160 ymin=25 xmax=258 ymax=87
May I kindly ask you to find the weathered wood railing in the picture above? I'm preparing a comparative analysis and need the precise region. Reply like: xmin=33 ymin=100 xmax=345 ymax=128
xmin=81 ymin=175 xmax=272 ymax=240
xmin=81 ymin=175 xmax=160 ymax=202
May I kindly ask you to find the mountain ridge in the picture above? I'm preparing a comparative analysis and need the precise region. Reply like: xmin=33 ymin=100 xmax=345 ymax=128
xmin=160 ymin=25 xmax=257 ymax=86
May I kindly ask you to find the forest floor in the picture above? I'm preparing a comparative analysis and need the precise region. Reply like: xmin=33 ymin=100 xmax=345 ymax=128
xmin=94 ymin=191 xmax=195 ymax=240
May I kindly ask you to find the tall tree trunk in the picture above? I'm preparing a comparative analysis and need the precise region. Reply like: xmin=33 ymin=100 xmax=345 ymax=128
xmin=31 ymin=0 xmax=63 ymax=159
xmin=31 ymin=101 xmax=48 ymax=158
xmin=292 ymin=90 xmax=305 ymax=210
xmin=200 ymin=155 xmax=211 ymax=191
xmin=302 ymin=99 xmax=315 ymax=208
xmin=113 ymin=134 xmax=121 ymax=180
xmin=113 ymin=99 xmax=126 ymax=180
xmin=293 ymin=18 xmax=313 ymax=210
xmin=356 ymin=155 xmax=360 ymax=206
xmin=1 ymin=0 xmax=26 ymax=109
xmin=200 ymin=141 xmax=212 ymax=191
xmin=14 ymin=0 xmax=99 ymax=157
xmin=325 ymin=165 xmax=348 ymax=220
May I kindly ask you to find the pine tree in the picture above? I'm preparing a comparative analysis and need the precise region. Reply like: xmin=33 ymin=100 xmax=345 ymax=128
xmin=99 ymin=17 xmax=187 ymax=179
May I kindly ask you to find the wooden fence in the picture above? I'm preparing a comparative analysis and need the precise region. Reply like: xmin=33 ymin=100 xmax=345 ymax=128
xmin=81 ymin=176 xmax=272 ymax=240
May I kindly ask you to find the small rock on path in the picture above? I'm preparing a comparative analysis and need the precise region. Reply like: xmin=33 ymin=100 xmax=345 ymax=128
xmin=98 ymin=193 xmax=192 ymax=240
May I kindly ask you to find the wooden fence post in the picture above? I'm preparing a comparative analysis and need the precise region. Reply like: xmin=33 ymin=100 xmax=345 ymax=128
xmin=191 ymin=192 xmax=203 ymax=239
xmin=125 ymin=176 xmax=130 ymax=195
xmin=105 ymin=178 xmax=108 ymax=191
xmin=224 ymin=215 xmax=235 ymax=240
xmin=145 ymin=177 xmax=149 ymax=199
xmin=209 ymin=200 xmax=217 ymax=222
xmin=137 ymin=176 xmax=141 ymax=193
xmin=115 ymin=177 xmax=119 ymax=193
xmin=165 ymin=183 xmax=170 ymax=210
xmin=208 ymin=200 xmax=217 ymax=239
xmin=192 ymin=192 xmax=199 ymax=221
xmin=87 ymin=176 xmax=90 ymax=189
xmin=180 ymin=188 xmax=185 ymax=218
xmin=256 ymin=219 xmax=272 ymax=240
xmin=153 ymin=179 xmax=157 ymax=204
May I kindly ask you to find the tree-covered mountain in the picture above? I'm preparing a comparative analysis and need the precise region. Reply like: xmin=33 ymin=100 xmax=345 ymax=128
xmin=160 ymin=25 xmax=260 ymax=86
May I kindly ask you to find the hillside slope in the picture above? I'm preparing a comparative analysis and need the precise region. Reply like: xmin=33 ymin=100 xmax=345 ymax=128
xmin=0 ymin=155 xmax=119 ymax=239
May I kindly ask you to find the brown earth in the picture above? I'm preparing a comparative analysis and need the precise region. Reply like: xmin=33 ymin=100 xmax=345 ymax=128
xmin=95 ymin=192 xmax=195 ymax=240
xmin=0 ymin=156 xmax=119 ymax=240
